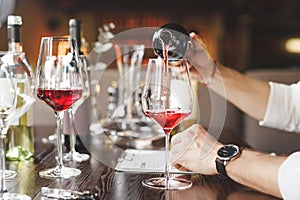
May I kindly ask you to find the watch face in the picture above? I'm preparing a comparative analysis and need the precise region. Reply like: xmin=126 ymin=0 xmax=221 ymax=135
xmin=217 ymin=145 xmax=239 ymax=160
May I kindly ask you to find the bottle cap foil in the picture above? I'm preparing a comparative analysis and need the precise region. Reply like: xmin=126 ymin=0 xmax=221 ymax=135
xmin=7 ymin=15 xmax=22 ymax=26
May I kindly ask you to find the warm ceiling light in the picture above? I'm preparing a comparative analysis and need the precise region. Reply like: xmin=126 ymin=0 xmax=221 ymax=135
xmin=285 ymin=38 xmax=300 ymax=53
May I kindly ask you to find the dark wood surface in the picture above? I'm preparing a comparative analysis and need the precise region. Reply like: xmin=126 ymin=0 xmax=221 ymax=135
xmin=3 ymin=126 xmax=280 ymax=200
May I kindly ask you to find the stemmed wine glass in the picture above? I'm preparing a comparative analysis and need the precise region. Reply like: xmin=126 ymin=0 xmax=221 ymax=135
xmin=63 ymin=55 xmax=90 ymax=162
xmin=0 ymin=52 xmax=35 ymax=199
xmin=141 ymin=58 xmax=194 ymax=190
xmin=36 ymin=36 xmax=83 ymax=179
xmin=0 ymin=51 xmax=18 ymax=180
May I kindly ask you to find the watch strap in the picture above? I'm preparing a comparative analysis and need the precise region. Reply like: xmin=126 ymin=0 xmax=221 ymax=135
xmin=215 ymin=158 xmax=228 ymax=178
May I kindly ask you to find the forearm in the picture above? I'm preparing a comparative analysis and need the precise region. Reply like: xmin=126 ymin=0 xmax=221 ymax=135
xmin=208 ymin=63 xmax=270 ymax=121
xmin=187 ymin=33 xmax=270 ymax=120
xmin=226 ymin=148 xmax=286 ymax=198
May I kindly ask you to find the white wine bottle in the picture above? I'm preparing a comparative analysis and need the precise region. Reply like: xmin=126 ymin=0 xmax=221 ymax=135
xmin=6 ymin=15 xmax=34 ymax=161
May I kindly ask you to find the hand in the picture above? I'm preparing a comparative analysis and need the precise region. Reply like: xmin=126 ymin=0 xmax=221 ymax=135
xmin=186 ymin=32 xmax=217 ymax=85
xmin=170 ymin=124 xmax=223 ymax=175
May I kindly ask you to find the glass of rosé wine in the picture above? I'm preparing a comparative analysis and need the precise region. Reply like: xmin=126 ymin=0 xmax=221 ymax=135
xmin=36 ymin=36 xmax=83 ymax=179
xmin=141 ymin=58 xmax=194 ymax=190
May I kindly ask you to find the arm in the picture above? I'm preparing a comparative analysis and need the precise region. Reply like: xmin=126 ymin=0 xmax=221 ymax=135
xmin=186 ymin=33 xmax=270 ymax=121
xmin=209 ymin=63 xmax=270 ymax=121
xmin=187 ymin=32 xmax=300 ymax=131
xmin=226 ymin=148 xmax=285 ymax=198
xmin=170 ymin=124 xmax=286 ymax=198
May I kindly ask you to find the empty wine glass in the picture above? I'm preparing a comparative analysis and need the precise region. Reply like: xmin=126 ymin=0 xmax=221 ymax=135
xmin=36 ymin=36 xmax=83 ymax=179
xmin=0 ymin=52 xmax=35 ymax=199
xmin=63 ymin=55 xmax=90 ymax=162
xmin=141 ymin=58 xmax=194 ymax=190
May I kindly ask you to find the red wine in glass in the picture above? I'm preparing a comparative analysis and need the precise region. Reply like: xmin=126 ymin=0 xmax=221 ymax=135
xmin=37 ymin=89 xmax=82 ymax=112
xmin=36 ymin=36 xmax=84 ymax=182
xmin=145 ymin=109 xmax=191 ymax=134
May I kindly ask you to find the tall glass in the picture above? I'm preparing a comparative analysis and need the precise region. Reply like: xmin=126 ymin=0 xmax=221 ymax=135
xmin=63 ymin=55 xmax=90 ymax=162
xmin=0 ymin=53 xmax=35 ymax=199
xmin=0 ymin=51 xmax=18 ymax=179
xmin=141 ymin=58 xmax=194 ymax=190
xmin=36 ymin=36 xmax=83 ymax=179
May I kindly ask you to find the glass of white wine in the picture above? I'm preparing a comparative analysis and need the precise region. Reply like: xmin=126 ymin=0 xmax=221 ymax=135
xmin=0 ymin=53 xmax=35 ymax=199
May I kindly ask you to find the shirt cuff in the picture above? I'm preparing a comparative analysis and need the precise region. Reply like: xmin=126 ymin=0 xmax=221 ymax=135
xmin=259 ymin=82 xmax=300 ymax=132
xmin=278 ymin=152 xmax=300 ymax=200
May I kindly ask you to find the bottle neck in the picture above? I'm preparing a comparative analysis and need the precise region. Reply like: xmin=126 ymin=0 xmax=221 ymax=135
xmin=69 ymin=25 xmax=82 ymax=55
xmin=8 ymin=42 xmax=23 ymax=53
xmin=8 ymin=25 xmax=23 ymax=53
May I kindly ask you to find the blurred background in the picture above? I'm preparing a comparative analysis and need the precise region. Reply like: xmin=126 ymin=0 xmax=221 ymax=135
xmin=1 ymin=0 xmax=300 ymax=71
xmin=1 ymin=0 xmax=300 ymax=154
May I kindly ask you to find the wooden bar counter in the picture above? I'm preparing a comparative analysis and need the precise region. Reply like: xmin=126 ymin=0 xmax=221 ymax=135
xmin=4 ymin=126 xmax=280 ymax=200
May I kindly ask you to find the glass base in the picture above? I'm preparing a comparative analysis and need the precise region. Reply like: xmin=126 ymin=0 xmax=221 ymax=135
xmin=0 ymin=170 xmax=17 ymax=179
xmin=1 ymin=192 xmax=31 ymax=200
xmin=142 ymin=177 xmax=192 ymax=190
xmin=63 ymin=151 xmax=90 ymax=163
xmin=39 ymin=166 xmax=81 ymax=179
xmin=41 ymin=187 xmax=81 ymax=199
xmin=89 ymin=123 xmax=104 ymax=135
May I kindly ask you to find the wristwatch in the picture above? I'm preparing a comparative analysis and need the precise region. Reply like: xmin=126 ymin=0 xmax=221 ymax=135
xmin=215 ymin=144 xmax=241 ymax=178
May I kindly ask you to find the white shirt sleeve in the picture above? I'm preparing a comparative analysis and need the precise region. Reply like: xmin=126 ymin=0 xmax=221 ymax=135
xmin=278 ymin=152 xmax=300 ymax=199
xmin=259 ymin=81 xmax=300 ymax=132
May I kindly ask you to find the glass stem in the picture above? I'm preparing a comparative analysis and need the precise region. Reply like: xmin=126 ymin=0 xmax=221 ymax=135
xmin=165 ymin=133 xmax=170 ymax=189
xmin=10 ymin=129 xmax=15 ymax=151
xmin=68 ymin=108 xmax=76 ymax=160
xmin=0 ymin=127 xmax=8 ymax=195
xmin=55 ymin=111 xmax=64 ymax=169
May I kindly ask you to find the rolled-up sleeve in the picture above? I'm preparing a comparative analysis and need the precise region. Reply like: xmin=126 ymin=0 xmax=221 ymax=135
xmin=278 ymin=152 xmax=300 ymax=199
xmin=259 ymin=81 xmax=300 ymax=132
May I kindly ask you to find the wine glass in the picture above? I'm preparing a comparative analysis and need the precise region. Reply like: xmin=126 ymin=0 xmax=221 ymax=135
xmin=0 ymin=53 xmax=35 ymax=199
xmin=36 ymin=36 xmax=83 ymax=179
xmin=63 ymin=55 xmax=90 ymax=162
xmin=141 ymin=58 xmax=194 ymax=190
xmin=0 ymin=51 xmax=18 ymax=180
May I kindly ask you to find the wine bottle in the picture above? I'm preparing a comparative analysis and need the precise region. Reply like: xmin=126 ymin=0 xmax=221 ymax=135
xmin=152 ymin=23 xmax=190 ymax=60
xmin=6 ymin=15 xmax=34 ymax=161
xmin=63 ymin=18 xmax=91 ymax=153
xmin=69 ymin=19 xmax=82 ymax=54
